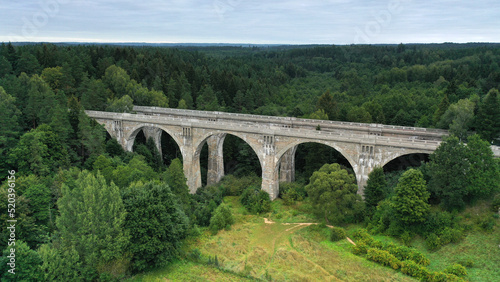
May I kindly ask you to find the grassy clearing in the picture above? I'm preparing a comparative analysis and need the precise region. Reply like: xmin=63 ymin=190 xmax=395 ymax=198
xmin=181 ymin=197 xmax=414 ymax=281
xmin=130 ymin=197 xmax=498 ymax=281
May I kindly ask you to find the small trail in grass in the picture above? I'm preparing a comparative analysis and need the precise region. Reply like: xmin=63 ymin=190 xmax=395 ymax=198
xmin=263 ymin=218 xmax=356 ymax=245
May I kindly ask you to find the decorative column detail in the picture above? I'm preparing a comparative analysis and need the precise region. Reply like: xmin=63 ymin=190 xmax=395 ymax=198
xmin=207 ymin=134 xmax=226 ymax=186
xmin=279 ymin=145 xmax=297 ymax=183
xmin=263 ymin=135 xmax=275 ymax=155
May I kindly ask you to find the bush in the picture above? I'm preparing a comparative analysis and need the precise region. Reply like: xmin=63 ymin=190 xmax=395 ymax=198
xmin=400 ymin=260 xmax=430 ymax=280
xmin=425 ymin=233 xmax=441 ymax=251
xmin=351 ymin=229 xmax=371 ymax=241
xmin=330 ymin=227 xmax=346 ymax=242
xmin=240 ymin=186 xmax=271 ymax=214
xmin=351 ymin=242 xmax=369 ymax=255
xmin=384 ymin=243 xmax=430 ymax=266
xmin=280 ymin=182 xmax=306 ymax=205
xmin=428 ymin=271 xmax=464 ymax=282
xmin=366 ymin=248 xmax=401 ymax=269
xmin=457 ymin=258 xmax=474 ymax=268
xmin=220 ymin=175 xmax=261 ymax=196
xmin=478 ymin=215 xmax=496 ymax=231
xmin=444 ymin=264 xmax=468 ymax=277
xmin=439 ymin=227 xmax=463 ymax=245
xmin=209 ymin=203 xmax=234 ymax=235
xmin=491 ymin=194 xmax=500 ymax=212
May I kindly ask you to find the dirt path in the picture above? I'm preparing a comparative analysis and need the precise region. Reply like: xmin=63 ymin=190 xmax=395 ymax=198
xmin=263 ymin=218 xmax=356 ymax=245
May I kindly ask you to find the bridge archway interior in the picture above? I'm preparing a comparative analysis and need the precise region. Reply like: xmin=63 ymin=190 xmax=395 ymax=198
xmin=279 ymin=141 xmax=355 ymax=186
xmin=194 ymin=133 xmax=262 ymax=188
xmin=223 ymin=134 xmax=261 ymax=178
xmin=127 ymin=126 xmax=183 ymax=167
xmin=382 ymin=153 xmax=429 ymax=173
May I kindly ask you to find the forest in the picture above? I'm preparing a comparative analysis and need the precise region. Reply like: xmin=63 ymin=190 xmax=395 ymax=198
xmin=0 ymin=42 xmax=499 ymax=281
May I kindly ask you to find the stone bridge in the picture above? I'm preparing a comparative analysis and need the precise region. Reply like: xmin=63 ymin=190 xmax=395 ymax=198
xmin=85 ymin=106 xmax=500 ymax=199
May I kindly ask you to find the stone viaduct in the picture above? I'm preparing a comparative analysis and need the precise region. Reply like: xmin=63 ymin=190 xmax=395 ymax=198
xmin=85 ymin=106 xmax=500 ymax=200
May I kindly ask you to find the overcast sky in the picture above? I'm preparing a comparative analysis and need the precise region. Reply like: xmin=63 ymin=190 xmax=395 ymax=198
xmin=1 ymin=0 xmax=499 ymax=44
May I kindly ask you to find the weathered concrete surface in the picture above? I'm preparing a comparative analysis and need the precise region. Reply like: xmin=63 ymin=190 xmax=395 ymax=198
xmin=86 ymin=106 xmax=500 ymax=200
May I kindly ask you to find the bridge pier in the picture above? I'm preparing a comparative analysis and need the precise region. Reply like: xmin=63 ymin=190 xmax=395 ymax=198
xmin=262 ymin=154 xmax=280 ymax=200
xmin=207 ymin=134 xmax=226 ymax=186
xmin=279 ymin=145 xmax=297 ymax=182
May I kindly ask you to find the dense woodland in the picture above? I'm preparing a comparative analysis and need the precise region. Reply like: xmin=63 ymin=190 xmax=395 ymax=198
xmin=0 ymin=43 xmax=499 ymax=280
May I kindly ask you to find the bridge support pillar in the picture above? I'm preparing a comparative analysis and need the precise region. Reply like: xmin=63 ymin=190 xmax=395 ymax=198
xmin=207 ymin=134 xmax=226 ymax=186
xmin=355 ymin=144 xmax=376 ymax=197
xmin=262 ymin=154 xmax=279 ymax=200
xmin=279 ymin=145 xmax=297 ymax=183
xmin=181 ymin=127 xmax=201 ymax=194
xmin=143 ymin=127 xmax=163 ymax=158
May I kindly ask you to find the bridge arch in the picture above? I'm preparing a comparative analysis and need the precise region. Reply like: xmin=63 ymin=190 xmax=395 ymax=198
xmin=193 ymin=131 xmax=263 ymax=187
xmin=379 ymin=150 xmax=432 ymax=169
xmin=275 ymin=140 xmax=358 ymax=197
xmin=276 ymin=140 xmax=357 ymax=174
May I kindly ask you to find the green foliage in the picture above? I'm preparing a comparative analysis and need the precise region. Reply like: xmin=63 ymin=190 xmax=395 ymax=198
xmin=191 ymin=185 xmax=224 ymax=227
xmin=9 ymin=124 xmax=70 ymax=176
xmin=492 ymin=194 xmax=500 ymax=212
xmin=111 ymin=155 xmax=158 ymax=188
xmin=279 ymin=182 xmax=306 ymax=205
xmin=366 ymin=248 xmax=401 ymax=270
xmin=425 ymin=233 xmax=441 ymax=251
xmin=444 ymin=264 xmax=468 ymax=277
xmin=0 ymin=87 xmax=21 ymax=180
xmin=122 ymin=181 xmax=189 ymax=272
xmin=330 ymin=227 xmax=346 ymax=242
xmin=220 ymin=174 xmax=262 ymax=196
xmin=38 ymin=244 xmax=83 ymax=281
xmin=474 ymin=89 xmax=500 ymax=143
xmin=306 ymin=163 xmax=365 ymax=225
xmin=437 ymin=98 xmax=475 ymax=140
xmin=391 ymin=169 xmax=430 ymax=225
xmin=0 ymin=240 xmax=43 ymax=281
xmin=209 ymin=203 xmax=235 ymax=235
xmin=56 ymin=171 xmax=129 ymax=277
xmin=240 ymin=186 xmax=271 ymax=214
xmin=106 ymin=94 xmax=134 ymax=113
xmin=364 ymin=167 xmax=387 ymax=213
xmin=429 ymin=135 xmax=500 ymax=211
xmin=400 ymin=260 xmax=430 ymax=280
xmin=164 ymin=158 xmax=191 ymax=214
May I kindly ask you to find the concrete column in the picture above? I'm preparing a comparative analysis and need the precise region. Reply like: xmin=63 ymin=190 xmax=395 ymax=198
xmin=355 ymin=144 xmax=376 ymax=198
xmin=181 ymin=126 xmax=201 ymax=194
xmin=279 ymin=145 xmax=297 ymax=183
xmin=262 ymin=154 xmax=279 ymax=200
xmin=143 ymin=127 xmax=163 ymax=157
xmin=207 ymin=134 xmax=226 ymax=186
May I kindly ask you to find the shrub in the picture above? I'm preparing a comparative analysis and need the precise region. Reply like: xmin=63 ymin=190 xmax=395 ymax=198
xmin=425 ymin=233 xmax=441 ymax=251
xmin=457 ymin=258 xmax=474 ymax=268
xmin=209 ymin=203 xmax=234 ymax=235
xmin=478 ymin=215 xmax=496 ymax=231
xmin=428 ymin=271 xmax=464 ymax=282
xmin=351 ymin=242 xmax=369 ymax=255
xmin=279 ymin=182 xmax=306 ymax=203
xmin=439 ymin=227 xmax=463 ymax=245
xmin=240 ymin=186 xmax=271 ymax=214
xmin=220 ymin=175 xmax=262 ymax=196
xmin=400 ymin=260 xmax=430 ymax=280
xmin=330 ymin=227 xmax=346 ymax=242
xmin=366 ymin=248 xmax=401 ymax=269
xmin=351 ymin=229 xmax=371 ymax=241
xmin=491 ymin=193 xmax=500 ymax=212
xmin=444 ymin=264 xmax=468 ymax=277
xmin=384 ymin=243 xmax=430 ymax=266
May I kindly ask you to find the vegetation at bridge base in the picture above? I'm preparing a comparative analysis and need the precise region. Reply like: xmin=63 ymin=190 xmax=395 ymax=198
xmin=1 ymin=43 xmax=500 ymax=280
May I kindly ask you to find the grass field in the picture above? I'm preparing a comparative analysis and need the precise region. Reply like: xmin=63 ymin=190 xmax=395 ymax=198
xmin=129 ymin=197 xmax=499 ymax=281
xmin=130 ymin=197 xmax=415 ymax=281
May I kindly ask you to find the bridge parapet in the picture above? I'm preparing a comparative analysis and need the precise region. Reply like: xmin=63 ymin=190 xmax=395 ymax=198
xmin=134 ymin=106 xmax=448 ymax=140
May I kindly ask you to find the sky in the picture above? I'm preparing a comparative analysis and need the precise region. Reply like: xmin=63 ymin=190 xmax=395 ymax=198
xmin=1 ymin=0 xmax=499 ymax=44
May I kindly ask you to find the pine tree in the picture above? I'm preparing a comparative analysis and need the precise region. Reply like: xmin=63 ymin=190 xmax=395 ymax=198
xmin=364 ymin=167 xmax=387 ymax=212
xmin=0 ymin=87 xmax=21 ymax=180
xmin=391 ymin=169 xmax=430 ymax=225
xmin=56 ymin=171 xmax=129 ymax=277
xmin=474 ymin=89 xmax=500 ymax=143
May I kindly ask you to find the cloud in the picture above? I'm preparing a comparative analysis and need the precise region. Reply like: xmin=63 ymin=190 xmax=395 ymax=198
xmin=0 ymin=0 xmax=499 ymax=43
